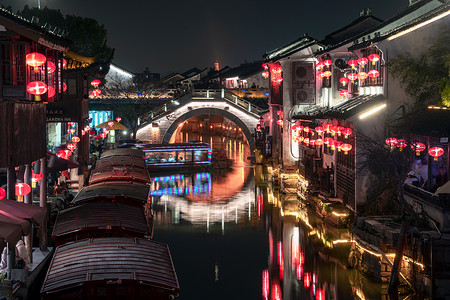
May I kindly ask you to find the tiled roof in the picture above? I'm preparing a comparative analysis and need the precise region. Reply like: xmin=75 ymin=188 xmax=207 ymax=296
xmin=264 ymin=34 xmax=320 ymax=61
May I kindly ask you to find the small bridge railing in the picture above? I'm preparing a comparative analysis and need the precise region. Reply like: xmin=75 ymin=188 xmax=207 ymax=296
xmin=147 ymin=89 xmax=264 ymax=121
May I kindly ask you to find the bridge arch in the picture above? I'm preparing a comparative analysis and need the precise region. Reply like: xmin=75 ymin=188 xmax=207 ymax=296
xmin=163 ymin=107 xmax=256 ymax=152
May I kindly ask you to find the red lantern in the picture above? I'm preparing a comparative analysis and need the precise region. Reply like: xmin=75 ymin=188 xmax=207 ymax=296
xmin=262 ymin=63 xmax=268 ymax=70
xmin=262 ymin=71 xmax=269 ymax=79
xmin=89 ymin=130 xmax=95 ymax=135
xmin=103 ymin=129 xmax=109 ymax=134
xmin=322 ymin=71 xmax=332 ymax=78
xmin=46 ymin=61 xmax=56 ymax=73
xmin=341 ymin=127 xmax=352 ymax=138
xmin=315 ymin=126 xmax=324 ymax=136
xmin=56 ymin=149 xmax=71 ymax=159
xmin=116 ymin=117 xmax=122 ymax=122
xmin=92 ymin=89 xmax=101 ymax=97
xmin=368 ymin=70 xmax=380 ymax=78
xmin=329 ymin=125 xmax=337 ymax=136
xmin=68 ymin=122 xmax=75 ymax=127
xmin=368 ymin=54 xmax=380 ymax=65
xmin=62 ymin=58 xmax=67 ymax=69
xmin=316 ymin=61 xmax=325 ymax=70
xmin=303 ymin=138 xmax=310 ymax=145
xmin=91 ymin=79 xmax=101 ymax=87
xmin=358 ymin=72 xmax=368 ymax=81
xmin=277 ymin=119 xmax=283 ymax=126
xmin=69 ymin=128 xmax=76 ymax=134
xmin=32 ymin=171 xmax=43 ymax=183
xmin=100 ymin=133 xmax=107 ymax=139
xmin=324 ymin=137 xmax=333 ymax=147
xmin=333 ymin=140 xmax=343 ymax=151
xmin=428 ymin=147 xmax=444 ymax=161
xmin=27 ymin=81 xmax=48 ymax=95
xmin=323 ymin=60 xmax=332 ymax=67
xmin=337 ymin=126 xmax=345 ymax=136
xmin=108 ymin=121 xmax=115 ymax=127
xmin=93 ymin=135 xmax=101 ymax=140
xmin=396 ymin=139 xmax=407 ymax=151
xmin=357 ymin=57 xmax=368 ymax=67
xmin=67 ymin=143 xmax=77 ymax=151
xmin=309 ymin=139 xmax=316 ymax=146
xmin=347 ymin=73 xmax=358 ymax=83
xmin=324 ymin=124 xmax=332 ymax=133
xmin=71 ymin=136 xmax=80 ymax=143
xmin=272 ymin=66 xmax=282 ymax=74
xmin=303 ymin=126 xmax=310 ymax=133
xmin=315 ymin=139 xmax=324 ymax=146
xmin=0 ymin=187 xmax=6 ymax=200
xmin=15 ymin=183 xmax=31 ymax=196
xmin=26 ymin=52 xmax=46 ymax=71
xmin=386 ymin=137 xmax=398 ymax=149
xmin=339 ymin=77 xmax=349 ymax=86
xmin=340 ymin=90 xmax=349 ymax=97
xmin=316 ymin=71 xmax=324 ymax=80
xmin=341 ymin=143 xmax=352 ymax=154
xmin=47 ymin=86 xmax=56 ymax=98
xmin=62 ymin=82 xmax=67 ymax=92
xmin=348 ymin=59 xmax=358 ymax=69
xmin=411 ymin=142 xmax=426 ymax=156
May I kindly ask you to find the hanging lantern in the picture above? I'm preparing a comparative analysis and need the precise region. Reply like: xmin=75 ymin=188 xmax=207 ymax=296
xmin=324 ymin=137 xmax=333 ymax=147
xmin=27 ymin=81 xmax=48 ymax=96
xmin=108 ymin=121 xmax=115 ymax=127
xmin=62 ymin=58 xmax=67 ymax=68
xmin=262 ymin=71 xmax=269 ymax=79
xmin=71 ymin=136 xmax=80 ymax=143
xmin=81 ymin=130 xmax=86 ymax=136
xmin=100 ymin=133 xmax=107 ymax=139
xmin=368 ymin=70 xmax=380 ymax=79
xmin=272 ymin=77 xmax=283 ymax=84
xmin=396 ymin=139 xmax=407 ymax=151
xmin=357 ymin=57 xmax=368 ymax=67
xmin=337 ymin=126 xmax=345 ymax=136
xmin=31 ymin=171 xmax=43 ymax=183
xmin=315 ymin=139 xmax=324 ymax=146
xmin=89 ymin=130 xmax=96 ymax=135
xmin=309 ymin=139 xmax=316 ymax=147
xmin=411 ymin=142 xmax=426 ymax=156
xmin=322 ymin=71 xmax=332 ymax=78
xmin=358 ymin=72 xmax=368 ymax=81
xmin=324 ymin=124 xmax=332 ymax=133
xmin=0 ymin=187 xmax=5 ymax=201
xmin=316 ymin=71 xmax=324 ymax=80
xmin=103 ymin=129 xmax=109 ymax=134
xmin=15 ymin=183 xmax=31 ymax=197
xmin=26 ymin=52 xmax=46 ymax=71
xmin=116 ymin=117 xmax=122 ymax=122
xmin=315 ymin=126 xmax=324 ymax=136
xmin=277 ymin=119 xmax=283 ymax=126
xmin=347 ymin=73 xmax=358 ymax=83
xmin=386 ymin=137 xmax=398 ymax=149
xmin=339 ymin=77 xmax=349 ymax=86
xmin=341 ymin=127 xmax=352 ymax=138
xmin=340 ymin=90 xmax=349 ymax=98
xmin=56 ymin=149 xmax=71 ymax=159
xmin=333 ymin=140 xmax=343 ymax=151
xmin=62 ymin=82 xmax=67 ymax=92
xmin=67 ymin=143 xmax=77 ymax=151
xmin=272 ymin=67 xmax=282 ymax=74
xmin=316 ymin=61 xmax=325 ymax=70
xmin=47 ymin=86 xmax=56 ymax=98
xmin=68 ymin=122 xmax=75 ymax=127
xmin=348 ymin=59 xmax=358 ymax=69
xmin=368 ymin=54 xmax=380 ymax=65
xmin=323 ymin=60 xmax=332 ymax=67
xmin=329 ymin=125 xmax=337 ymax=136
xmin=93 ymin=135 xmax=101 ymax=140
xmin=341 ymin=143 xmax=352 ymax=155
xmin=84 ymin=125 xmax=91 ymax=131
xmin=46 ymin=61 xmax=56 ymax=73
xmin=69 ymin=128 xmax=76 ymax=134
xmin=91 ymin=79 xmax=101 ymax=87
xmin=303 ymin=126 xmax=310 ymax=133
xmin=303 ymin=138 xmax=310 ymax=145
xmin=92 ymin=88 xmax=102 ymax=97
xmin=428 ymin=147 xmax=444 ymax=161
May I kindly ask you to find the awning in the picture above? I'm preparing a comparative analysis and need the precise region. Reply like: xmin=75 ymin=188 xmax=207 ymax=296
xmin=0 ymin=209 xmax=31 ymax=245
xmin=47 ymin=152 xmax=79 ymax=172
xmin=0 ymin=199 xmax=47 ymax=225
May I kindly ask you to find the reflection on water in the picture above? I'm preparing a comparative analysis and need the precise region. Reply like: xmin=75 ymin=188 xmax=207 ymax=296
xmin=151 ymin=141 xmax=383 ymax=300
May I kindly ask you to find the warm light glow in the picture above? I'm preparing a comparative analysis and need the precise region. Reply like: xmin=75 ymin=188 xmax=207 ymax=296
xmin=359 ymin=103 xmax=386 ymax=119
xmin=429 ymin=146 xmax=444 ymax=161
xmin=27 ymin=81 xmax=48 ymax=95
xmin=26 ymin=52 xmax=46 ymax=69
xmin=348 ymin=59 xmax=358 ymax=69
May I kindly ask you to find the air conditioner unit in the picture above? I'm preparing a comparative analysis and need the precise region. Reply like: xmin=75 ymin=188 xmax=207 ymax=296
xmin=292 ymin=62 xmax=314 ymax=84
xmin=292 ymin=87 xmax=315 ymax=105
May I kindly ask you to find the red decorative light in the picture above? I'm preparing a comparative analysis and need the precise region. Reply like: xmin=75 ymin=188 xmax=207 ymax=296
xmin=316 ymin=288 xmax=325 ymax=300
xmin=329 ymin=125 xmax=337 ymax=136
xmin=62 ymin=82 xmax=67 ymax=92
xmin=324 ymin=137 xmax=333 ymax=147
xmin=315 ymin=139 xmax=324 ymax=146
xmin=89 ymin=130 xmax=95 ymax=135
xmin=62 ymin=58 xmax=67 ymax=68
xmin=337 ymin=126 xmax=345 ymax=136
xmin=347 ymin=73 xmax=358 ymax=83
xmin=411 ymin=142 xmax=426 ymax=156
xmin=368 ymin=69 xmax=380 ymax=78
xmin=47 ymin=86 xmax=56 ymax=98
xmin=67 ymin=143 xmax=77 ymax=151
xmin=316 ymin=71 xmax=324 ymax=79
xmin=340 ymin=90 xmax=349 ymax=97
xmin=368 ymin=53 xmax=380 ymax=65
xmin=262 ymin=63 xmax=268 ymax=70
xmin=428 ymin=147 xmax=444 ymax=161
xmin=348 ymin=59 xmax=358 ymax=69
xmin=26 ymin=52 xmax=46 ymax=70
xmin=103 ymin=129 xmax=109 ymax=134
xmin=69 ymin=128 xmax=76 ymax=134
xmin=91 ymin=79 xmax=101 ymax=87
xmin=93 ymin=135 xmax=101 ymax=139
xmin=339 ymin=77 xmax=349 ymax=86
xmin=31 ymin=171 xmax=43 ymax=183
xmin=333 ymin=140 xmax=343 ymax=151
xmin=358 ymin=57 xmax=369 ymax=67
xmin=341 ymin=143 xmax=352 ymax=154
xmin=386 ymin=137 xmax=398 ymax=149
xmin=56 ymin=149 xmax=71 ymax=159
xmin=46 ymin=61 xmax=56 ymax=73
xmin=310 ymin=139 xmax=316 ymax=146
xmin=100 ymin=133 xmax=107 ymax=139
xmin=322 ymin=71 xmax=332 ymax=78
xmin=316 ymin=61 xmax=325 ymax=70
xmin=303 ymin=126 xmax=310 ymax=133
xmin=304 ymin=273 xmax=311 ymax=288
xmin=27 ymin=81 xmax=48 ymax=95
xmin=262 ymin=71 xmax=269 ymax=79
xmin=323 ymin=59 xmax=332 ymax=67
xmin=342 ymin=127 xmax=352 ymax=138
xmin=358 ymin=72 xmax=368 ymax=81
xmin=324 ymin=124 xmax=332 ymax=133
xmin=71 ymin=136 xmax=80 ymax=143
xmin=108 ymin=121 xmax=115 ymax=127
xmin=116 ymin=117 xmax=122 ymax=122
xmin=276 ymin=110 xmax=283 ymax=117
xmin=92 ymin=88 xmax=102 ymax=97
xmin=396 ymin=139 xmax=407 ymax=151
xmin=315 ymin=126 xmax=324 ymax=136
xmin=277 ymin=119 xmax=283 ymax=126
xmin=0 ymin=187 xmax=5 ymax=200
xmin=15 ymin=183 xmax=31 ymax=196
xmin=303 ymin=138 xmax=310 ymax=145
xmin=272 ymin=67 xmax=282 ymax=74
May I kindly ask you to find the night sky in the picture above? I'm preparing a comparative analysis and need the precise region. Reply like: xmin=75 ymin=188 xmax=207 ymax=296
xmin=5 ymin=0 xmax=409 ymax=75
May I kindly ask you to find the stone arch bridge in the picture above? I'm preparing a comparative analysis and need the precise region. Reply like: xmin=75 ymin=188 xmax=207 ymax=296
xmin=136 ymin=89 xmax=265 ymax=152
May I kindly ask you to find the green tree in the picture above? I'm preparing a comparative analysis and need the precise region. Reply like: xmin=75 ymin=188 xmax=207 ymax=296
xmin=389 ymin=25 xmax=450 ymax=108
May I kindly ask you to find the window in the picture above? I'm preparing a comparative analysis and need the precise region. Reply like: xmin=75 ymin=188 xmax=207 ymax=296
xmin=360 ymin=48 xmax=383 ymax=87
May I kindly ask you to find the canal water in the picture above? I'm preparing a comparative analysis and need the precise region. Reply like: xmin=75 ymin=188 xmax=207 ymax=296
xmin=151 ymin=143 xmax=383 ymax=299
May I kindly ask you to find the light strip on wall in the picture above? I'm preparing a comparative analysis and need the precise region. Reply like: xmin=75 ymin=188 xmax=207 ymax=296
xmin=110 ymin=64 xmax=133 ymax=78
xmin=359 ymin=103 xmax=387 ymax=119
xmin=388 ymin=10 xmax=450 ymax=41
